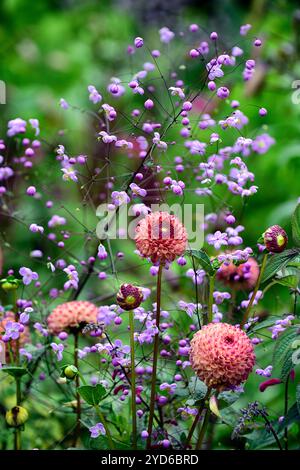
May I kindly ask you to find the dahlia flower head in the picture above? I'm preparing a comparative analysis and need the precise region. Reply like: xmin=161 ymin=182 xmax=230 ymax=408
xmin=47 ymin=301 xmax=98 ymax=335
xmin=216 ymin=257 xmax=259 ymax=290
xmin=189 ymin=322 xmax=255 ymax=391
xmin=135 ymin=211 xmax=187 ymax=264
xmin=0 ymin=311 xmax=30 ymax=359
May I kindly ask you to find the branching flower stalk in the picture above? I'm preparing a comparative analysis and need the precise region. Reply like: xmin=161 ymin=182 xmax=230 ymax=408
xmin=73 ymin=331 xmax=81 ymax=447
xmin=241 ymin=253 xmax=268 ymax=328
xmin=128 ymin=309 xmax=137 ymax=449
xmin=146 ymin=264 xmax=163 ymax=449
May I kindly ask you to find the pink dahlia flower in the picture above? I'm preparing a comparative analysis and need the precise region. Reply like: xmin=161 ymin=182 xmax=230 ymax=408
xmin=47 ymin=301 xmax=98 ymax=335
xmin=217 ymin=257 xmax=259 ymax=290
xmin=189 ymin=322 xmax=255 ymax=390
xmin=135 ymin=211 xmax=187 ymax=264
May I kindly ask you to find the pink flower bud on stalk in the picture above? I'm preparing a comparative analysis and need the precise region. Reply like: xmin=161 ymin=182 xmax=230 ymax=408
xmin=116 ymin=284 xmax=143 ymax=311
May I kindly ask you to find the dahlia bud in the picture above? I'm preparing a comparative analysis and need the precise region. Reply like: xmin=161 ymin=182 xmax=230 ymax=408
xmin=63 ymin=365 xmax=78 ymax=380
xmin=263 ymin=225 xmax=288 ymax=253
xmin=6 ymin=406 xmax=29 ymax=427
xmin=116 ymin=284 xmax=143 ymax=311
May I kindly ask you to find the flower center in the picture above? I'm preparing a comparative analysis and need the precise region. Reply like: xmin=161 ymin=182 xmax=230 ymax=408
xmin=224 ymin=335 xmax=234 ymax=345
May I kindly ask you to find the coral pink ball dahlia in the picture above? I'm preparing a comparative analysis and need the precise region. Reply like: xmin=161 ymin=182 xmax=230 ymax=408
xmin=47 ymin=301 xmax=98 ymax=335
xmin=217 ymin=257 xmax=259 ymax=290
xmin=189 ymin=322 xmax=255 ymax=390
xmin=135 ymin=211 xmax=187 ymax=264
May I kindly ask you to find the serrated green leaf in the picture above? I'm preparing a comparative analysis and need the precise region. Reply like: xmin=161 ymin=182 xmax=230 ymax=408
xmin=292 ymin=203 xmax=300 ymax=247
xmin=280 ymin=353 xmax=294 ymax=382
xmin=273 ymin=326 xmax=300 ymax=371
xmin=188 ymin=250 xmax=214 ymax=275
xmin=275 ymin=275 xmax=299 ymax=289
xmin=78 ymin=384 xmax=106 ymax=406
xmin=262 ymin=249 xmax=300 ymax=283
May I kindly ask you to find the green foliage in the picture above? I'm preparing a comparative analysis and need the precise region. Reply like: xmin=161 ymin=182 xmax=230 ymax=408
xmin=2 ymin=366 xmax=28 ymax=378
xmin=273 ymin=325 xmax=300 ymax=381
xmin=188 ymin=250 xmax=214 ymax=276
xmin=77 ymin=385 xmax=106 ymax=406
xmin=292 ymin=204 xmax=300 ymax=247
xmin=262 ymin=249 xmax=300 ymax=283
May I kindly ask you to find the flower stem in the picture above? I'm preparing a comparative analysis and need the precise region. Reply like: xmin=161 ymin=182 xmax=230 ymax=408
xmin=14 ymin=378 xmax=21 ymax=450
xmin=184 ymin=388 xmax=211 ymax=449
xmin=195 ymin=407 xmax=211 ymax=450
xmin=240 ymin=253 xmax=268 ymax=328
xmin=94 ymin=405 xmax=115 ymax=449
xmin=284 ymin=377 xmax=289 ymax=450
xmin=129 ymin=309 xmax=137 ymax=449
xmin=207 ymin=274 xmax=215 ymax=323
xmin=146 ymin=264 xmax=163 ymax=449
xmin=72 ymin=331 xmax=81 ymax=447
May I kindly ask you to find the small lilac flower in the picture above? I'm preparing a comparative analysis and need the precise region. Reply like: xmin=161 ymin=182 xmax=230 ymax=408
xmin=88 ymin=85 xmax=102 ymax=104
xmin=59 ymin=98 xmax=69 ymax=109
xmin=89 ymin=422 xmax=106 ymax=438
xmin=4 ymin=321 xmax=24 ymax=341
xmin=19 ymin=267 xmax=39 ymax=285
xmin=159 ymin=27 xmax=174 ymax=44
xmin=207 ymin=231 xmax=228 ymax=250
xmin=256 ymin=366 xmax=272 ymax=377
xmin=159 ymin=382 xmax=177 ymax=394
xmin=51 ymin=342 xmax=64 ymax=361
xmin=111 ymin=191 xmax=130 ymax=206
xmin=63 ymin=265 xmax=79 ymax=290
xmin=29 ymin=118 xmax=40 ymax=136
xmin=134 ymin=37 xmax=144 ymax=48
xmin=130 ymin=183 xmax=147 ymax=198
xmin=33 ymin=322 xmax=48 ymax=337
xmin=29 ymin=223 xmax=44 ymax=234
xmin=20 ymin=349 xmax=33 ymax=361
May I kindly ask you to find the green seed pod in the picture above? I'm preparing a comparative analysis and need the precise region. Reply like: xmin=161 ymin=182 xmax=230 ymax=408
xmin=63 ymin=365 xmax=79 ymax=380
xmin=6 ymin=406 xmax=29 ymax=427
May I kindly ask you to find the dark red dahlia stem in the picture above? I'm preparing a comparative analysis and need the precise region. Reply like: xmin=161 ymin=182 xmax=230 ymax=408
xmin=146 ymin=264 xmax=163 ymax=449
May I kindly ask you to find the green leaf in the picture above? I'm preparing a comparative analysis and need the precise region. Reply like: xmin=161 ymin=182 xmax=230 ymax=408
xmin=292 ymin=203 xmax=300 ymax=247
xmin=273 ymin=326 xmax=300 ymax=378
xmin=78 ymin=384 xmax=106 ymax=406
xmin=1 ymin=366 xmax=28 ymax=378
xmin=261 ymin=249 xmax=300 ymax=283
xmin=188 ymin=377 xmax=208 ymax=402
xmin=188 ymin=250 xmax=214 ymax=276
xmin=249 ymin=316 xmax=279 ymax=333
xmin=296 ymin=384 xmax=300 ymax=416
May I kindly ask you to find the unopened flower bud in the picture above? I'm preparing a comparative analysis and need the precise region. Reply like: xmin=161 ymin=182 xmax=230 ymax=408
xmin=263 ymin=225 xmax=288 ymax=253
xmin=0 ymin=277 xmax=19 ymax=292
xmin=116 ymin=284 xmax=143 ymax=311
xmin=63 ymin=365 xmax=78 ymax=380
xmin=6 ymin=406 xmax=29 ymax=427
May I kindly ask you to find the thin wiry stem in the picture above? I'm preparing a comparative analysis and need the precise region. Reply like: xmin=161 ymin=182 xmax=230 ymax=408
xmin=146 ymin=264 xmax=163 ymax=449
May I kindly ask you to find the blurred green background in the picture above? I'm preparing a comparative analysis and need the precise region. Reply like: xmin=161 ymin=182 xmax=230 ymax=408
xmin=1 ymin=0 xmax=300 ymax=450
